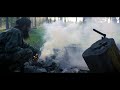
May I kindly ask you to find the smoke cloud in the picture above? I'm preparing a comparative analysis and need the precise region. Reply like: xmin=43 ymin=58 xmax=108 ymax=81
xmin=39 ymin=17 xmax=120 ymax=70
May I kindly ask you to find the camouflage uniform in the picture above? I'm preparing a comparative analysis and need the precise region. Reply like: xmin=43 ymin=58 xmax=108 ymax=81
xmin=0 ymin=28 xmax=40 ymax=72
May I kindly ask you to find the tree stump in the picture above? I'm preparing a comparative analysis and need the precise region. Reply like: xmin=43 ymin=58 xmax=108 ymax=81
xmin=82 ymin=38 xmax=120 ymax=73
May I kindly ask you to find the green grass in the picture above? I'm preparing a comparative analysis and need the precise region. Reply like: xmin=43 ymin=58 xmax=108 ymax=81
xmin=0 ymin=29 xmax=6 ymax=32
xmin=25 ymin=26 xmax=45 ymax=50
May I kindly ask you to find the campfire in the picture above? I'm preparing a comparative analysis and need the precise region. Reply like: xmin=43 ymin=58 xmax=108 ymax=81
xmin=24 ymin=44 xmax=89 ymax=73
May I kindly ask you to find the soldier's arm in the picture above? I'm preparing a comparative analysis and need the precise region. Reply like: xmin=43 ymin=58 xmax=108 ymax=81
xmin=22 ymin=42 xmax=41 ymax=56
xmin=5 ymin=30 xmax=23 ymax=53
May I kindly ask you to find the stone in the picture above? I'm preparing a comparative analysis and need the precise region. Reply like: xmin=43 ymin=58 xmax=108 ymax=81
xmin=35 ymin=68 xmax=47 ymax=73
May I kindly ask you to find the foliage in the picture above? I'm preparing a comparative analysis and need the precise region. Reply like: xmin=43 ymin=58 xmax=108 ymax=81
xmin=25 ymin=26 xmax=45 ymax=50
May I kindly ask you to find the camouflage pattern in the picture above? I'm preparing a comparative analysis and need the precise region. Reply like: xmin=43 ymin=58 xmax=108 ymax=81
xmin=0 ymin=28 xmax=40 ymax=72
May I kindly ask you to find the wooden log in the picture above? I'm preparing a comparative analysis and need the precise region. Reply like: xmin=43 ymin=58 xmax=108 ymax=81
xmin=82 ymin=38 xmax=120 ymax=73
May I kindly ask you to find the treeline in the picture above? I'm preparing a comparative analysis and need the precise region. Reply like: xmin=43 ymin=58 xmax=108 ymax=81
xmin=0 ymin=17 xmax=47 ymax=30
xmin=0 ymin=17 xmax=69 ymax=30
xmin=83 ymin=17 xmax=120 ymax=23
xmin=0 ymin=17 xmax=19 ymax=30
xmin=47 ymin=17 xmax=120 ymax=23
xmin=0 ymin=17 xmax=119 ymax=30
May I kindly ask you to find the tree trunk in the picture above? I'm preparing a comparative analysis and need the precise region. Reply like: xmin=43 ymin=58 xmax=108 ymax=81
xmin=49 ymin=17 xmax=52 ymax=23
xmin=10 ymin=17 xmax=13 ymax=28
xmin=83 ymin=17 xmax=85 ymax=23
xmin=45 ymin=17 xmax=49 ymax=23
xmin=60 ymin=17 xmax=63 ymax=21
xmin=83 ymin=17 xmax=92 ymax=23
xmin=35 ymin=17 xmax=36 ymax=27
xmin=0 ymin=17 xmax=2 ymax=27
xmin=111 ymin=17 xmax=117 ymax=23
xmin=54 ymin=17 xmax=56 ymax=22
xmin=30 ymin=17 xmax=34 ymax=28
xmin=76 ymin=17 xmax=77 ymax=23
xmin=82 ymin=38 xmax=120 ymax=73
xmin=6 ymin=17 xmax=9 ymax=30
xmin=64 ymin=17 xmax=66 ymax=22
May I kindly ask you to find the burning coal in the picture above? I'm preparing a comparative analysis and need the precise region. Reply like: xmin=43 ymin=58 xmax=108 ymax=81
xmin=39 ymin=17 xmax=120 ymax=71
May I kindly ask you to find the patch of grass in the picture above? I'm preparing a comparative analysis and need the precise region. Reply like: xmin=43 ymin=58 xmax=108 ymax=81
xmin=0 ymin=29 xmax=6 ymax=32
xmin=25 ymin=26 xmax=45 ymax=50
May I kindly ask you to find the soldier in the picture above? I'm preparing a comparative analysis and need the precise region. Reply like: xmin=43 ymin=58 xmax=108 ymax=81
xmin=0 ymin=17 xmax=40 ymax=72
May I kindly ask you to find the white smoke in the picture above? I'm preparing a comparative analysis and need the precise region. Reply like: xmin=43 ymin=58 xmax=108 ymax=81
xmin=39 ymin=17 xmax=120 ymax=70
